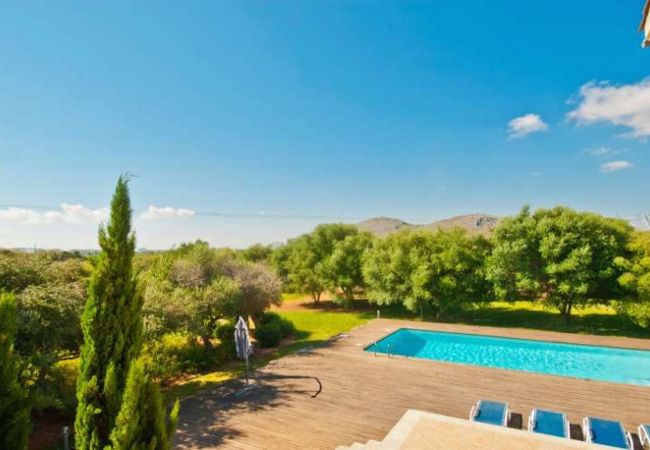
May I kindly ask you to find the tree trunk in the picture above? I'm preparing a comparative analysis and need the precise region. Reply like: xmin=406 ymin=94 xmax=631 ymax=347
xmin=419 ymin=300 xmax=424 ymax=320
xmin=312 ymin=291 xmax=321 ymax=304
xmin=560 ymin=302 xmax=572 ymax=324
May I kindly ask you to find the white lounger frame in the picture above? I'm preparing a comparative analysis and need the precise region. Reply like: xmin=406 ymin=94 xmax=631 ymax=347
xmin=582 ymin=417 xmax=633 ymax=450
xmin=639 ymin=424 xmax=650 ymax=448
xmin=468 ymin=400 xmax=510 ymax=426
xmin=527 ymin=409 xmax=570 ymax=438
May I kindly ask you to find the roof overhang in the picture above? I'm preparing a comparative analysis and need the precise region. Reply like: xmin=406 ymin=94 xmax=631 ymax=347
xmin=641 ymin=0 xmax=650 ymax=47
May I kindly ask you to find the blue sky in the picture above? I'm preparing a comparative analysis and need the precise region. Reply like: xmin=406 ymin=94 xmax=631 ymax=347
xmin=1 ymin=1 xmax=649 ymax=249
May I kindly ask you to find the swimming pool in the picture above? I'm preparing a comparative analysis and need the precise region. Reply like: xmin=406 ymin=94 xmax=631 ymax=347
xmin=365 ymin=328 xmax=650 ymax=387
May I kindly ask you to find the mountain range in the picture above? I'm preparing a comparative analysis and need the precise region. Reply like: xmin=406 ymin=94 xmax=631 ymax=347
xmin=357 ymin=213 xmax=650 ymax=236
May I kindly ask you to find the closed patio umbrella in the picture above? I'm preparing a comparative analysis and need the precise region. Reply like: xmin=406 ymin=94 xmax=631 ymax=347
xmin=234 ymin=316 xmax=253 ymax=384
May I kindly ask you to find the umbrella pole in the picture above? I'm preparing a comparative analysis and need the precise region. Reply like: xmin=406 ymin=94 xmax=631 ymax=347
xmin=245 ymin=352 xmax=250 ymax=385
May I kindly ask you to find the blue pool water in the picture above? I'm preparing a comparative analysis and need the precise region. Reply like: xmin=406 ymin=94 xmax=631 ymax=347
xmin=365 ymin=328 xmax=650 ymax=386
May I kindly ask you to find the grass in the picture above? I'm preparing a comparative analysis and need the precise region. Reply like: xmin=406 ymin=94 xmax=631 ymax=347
xmin=278 ymin=310 xmax=372 ymax=341
xmin=443 ymin=301 xmax=650 ymax=339
xmin=280 ymin=292 xmax=309 ymax=302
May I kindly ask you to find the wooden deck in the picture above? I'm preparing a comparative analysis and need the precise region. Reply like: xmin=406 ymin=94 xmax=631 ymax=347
xmin=175 ymin=319 xmax=650 ymax=449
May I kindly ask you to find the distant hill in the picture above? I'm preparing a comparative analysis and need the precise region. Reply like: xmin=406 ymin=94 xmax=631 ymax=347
xmin=358 ymin=213 xmax=650 ymax=237
xmin=358 ymin=214 xmax=500 ymax=237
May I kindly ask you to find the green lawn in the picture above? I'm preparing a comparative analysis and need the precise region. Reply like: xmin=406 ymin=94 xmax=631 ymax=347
xmin=441 ymin=301 xmax=650 ymax=339
xmin=278 ymin=310 xmax=372 ymax=341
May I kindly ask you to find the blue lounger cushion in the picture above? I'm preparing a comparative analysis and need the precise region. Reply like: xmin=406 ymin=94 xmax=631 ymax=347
xmin=639 ymin=424 xmax=650 ymax=447
xmin=470 ymin=400 xmax=508 ymax=426
xmin=584 ymin=417 xmax=631 ymax=449
xmin=529 ymin=409 xmax=568 ymax=438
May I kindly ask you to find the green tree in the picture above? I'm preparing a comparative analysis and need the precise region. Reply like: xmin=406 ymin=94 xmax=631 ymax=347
xmin=283 ymin=224 xmax=358 ymax=303
xmin=227 ymin=260 xmax=281 ymax=326
xmin=109 ymin=359 xmax=179 ymax=450
xmin=180 ymin=277 xmax=241 ymax=348
xmin=75 ymin=176 xmax=144 ymax=449
xmin=239 ymin=244 xmax=273 ymax=263
xmin=617 ymin=231 xmax=650 ymax=328
xmin=16 ymin=282 xmax=85 ymax=355
xmin=363 ymin=229 xmax=490 ymax=318
xmin=324 ymin=232 xmax=374 ymax=305
xmin=487 ymin=206 xmax=632 ymax=323
xmin=0 ymin=292 xmax=31 ymax=450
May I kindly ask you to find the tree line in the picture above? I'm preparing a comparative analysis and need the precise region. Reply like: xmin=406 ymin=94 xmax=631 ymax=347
xmin=272 ymin=207 xmax=650 ymax=325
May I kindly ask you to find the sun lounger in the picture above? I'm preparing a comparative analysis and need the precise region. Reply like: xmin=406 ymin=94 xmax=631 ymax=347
xmin=639 ymin=424 xmax=650 ymax=448
xmin=527 ymin=408 xmax=570 ymax=438
xmin=583 ymin=417 xmax=632 ymax=449
xmin=469 ymin=400 xmax=510 ymax=426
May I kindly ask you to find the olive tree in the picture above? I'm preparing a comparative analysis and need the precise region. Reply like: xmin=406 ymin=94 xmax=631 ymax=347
xmin=363 ymin=229 xmax=491 ymax=318
xmin=487 ymin=206 xmax=632 ymax=323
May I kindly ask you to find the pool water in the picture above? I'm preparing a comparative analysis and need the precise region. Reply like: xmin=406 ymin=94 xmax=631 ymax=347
xmin=365 ymin=328 xmax=650 ymax=386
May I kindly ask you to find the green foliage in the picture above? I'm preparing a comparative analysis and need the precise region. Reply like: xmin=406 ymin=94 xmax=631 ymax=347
xmin=487 ymin=206 xmax=632 ymax=322
xmin=0 ymin=293 xmax=31 ymax=450
xmin=276 ymin=224 xmax=360 ymax=302
xmin=0 ymin=251 xmax=45 ymax=292
xmin=75 ymin=176 xmax=144 ymax=449
xmin=324 ymin=232 xmax=374 ymax=304
xmin=16 ymin=282 xmax=85 ymax=355
xmin=255 ymin=322 xmax=283 ymax=348
xmin=141 ymin=241 xmax=281 ymax=347
xmin=617 ymin=231 xmax=650 ymax=328
xmin=141 ymin=332 xmax=235 ymax=384
xmin=215 ymin=321 xmax=236 ymax=343
xmin=363 ymin=229 xmax=491 ymax=318
xmin=109 ymin=359 xmax=179 ymax=450
xmin=239 ymin=244 xmax=273 ymax=263
xmin=259 ymin=311 xmax=295 ymax=337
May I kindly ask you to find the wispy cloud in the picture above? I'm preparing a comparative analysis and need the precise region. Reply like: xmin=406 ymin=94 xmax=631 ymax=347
xmin=0 ymin=204 xmax=108 ymax=225
xmin=140 ymin=206 xmax=195 ymax=220
xmin=507 ymin=113 xmax=549 ymax=139
xmin=600 ymin=160 xmax=634 ymax=173
xmin=567 ymin=79 xmax=650 ymax=138
xmin=586 ymin=146 xmax=626 ymax=157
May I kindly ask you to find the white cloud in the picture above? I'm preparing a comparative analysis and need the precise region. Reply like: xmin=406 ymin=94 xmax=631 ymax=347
xmin=0 ymin=203 xmax=108 ymax=225
xmin=586 ymin=146 xmax=626 ymax=157
xmin=507 ymin=113 xmax=549 ymax=138
xmin=140 ymin=206 xmax=195 ymax=220
xmin=567 ymin=79 xmax=650 ymax=138
xmin=600 ymin=160 xmax=634 ymax=173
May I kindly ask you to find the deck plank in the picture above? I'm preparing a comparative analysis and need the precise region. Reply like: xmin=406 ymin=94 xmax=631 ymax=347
xmin=175 ymin=319 xmax=650 ymax=449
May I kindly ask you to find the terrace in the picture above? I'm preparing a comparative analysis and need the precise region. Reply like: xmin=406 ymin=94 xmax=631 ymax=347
xmin=175 ymin=319 xmax=650 ymax=449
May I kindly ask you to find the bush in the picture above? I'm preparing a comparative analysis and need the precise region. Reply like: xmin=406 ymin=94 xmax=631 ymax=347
xmin=618 ymin=301 xmax=650 ymax=329
xmin=258 ymin=312 xmax=295 ymax=338
xmin=216 ymin=322 xmax=235 ymax=344
xmin=255 ymin=322 xmax=282 ymax=348
xmin=142 ymin=333 xmax=223 ymax=384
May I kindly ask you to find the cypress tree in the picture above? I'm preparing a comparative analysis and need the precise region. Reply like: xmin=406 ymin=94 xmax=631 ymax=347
xmin=0 ymin=292 xmax=31 ymax=450
xmin=109 ymin=359 xmax=180 ymax=450
xmin=75 ymin=176 xmax=143 ymax=449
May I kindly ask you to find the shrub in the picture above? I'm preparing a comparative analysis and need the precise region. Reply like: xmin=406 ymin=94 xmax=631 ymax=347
xmin=617 ymin=301 xmax=650 ymax=329
xmin=259 ymin=312 xmax=295 ymax=338
xmin=255 ymin=322 xmax=282 ymax=348
xmin=216 ymin=322 xmax=235 ymax=344
xmin=141 ymin=332 xmax=239 ymax=384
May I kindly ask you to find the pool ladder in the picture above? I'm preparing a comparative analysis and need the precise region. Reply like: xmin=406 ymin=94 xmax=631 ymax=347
xmin=373 ymin=342 xmax=392 ymax=357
